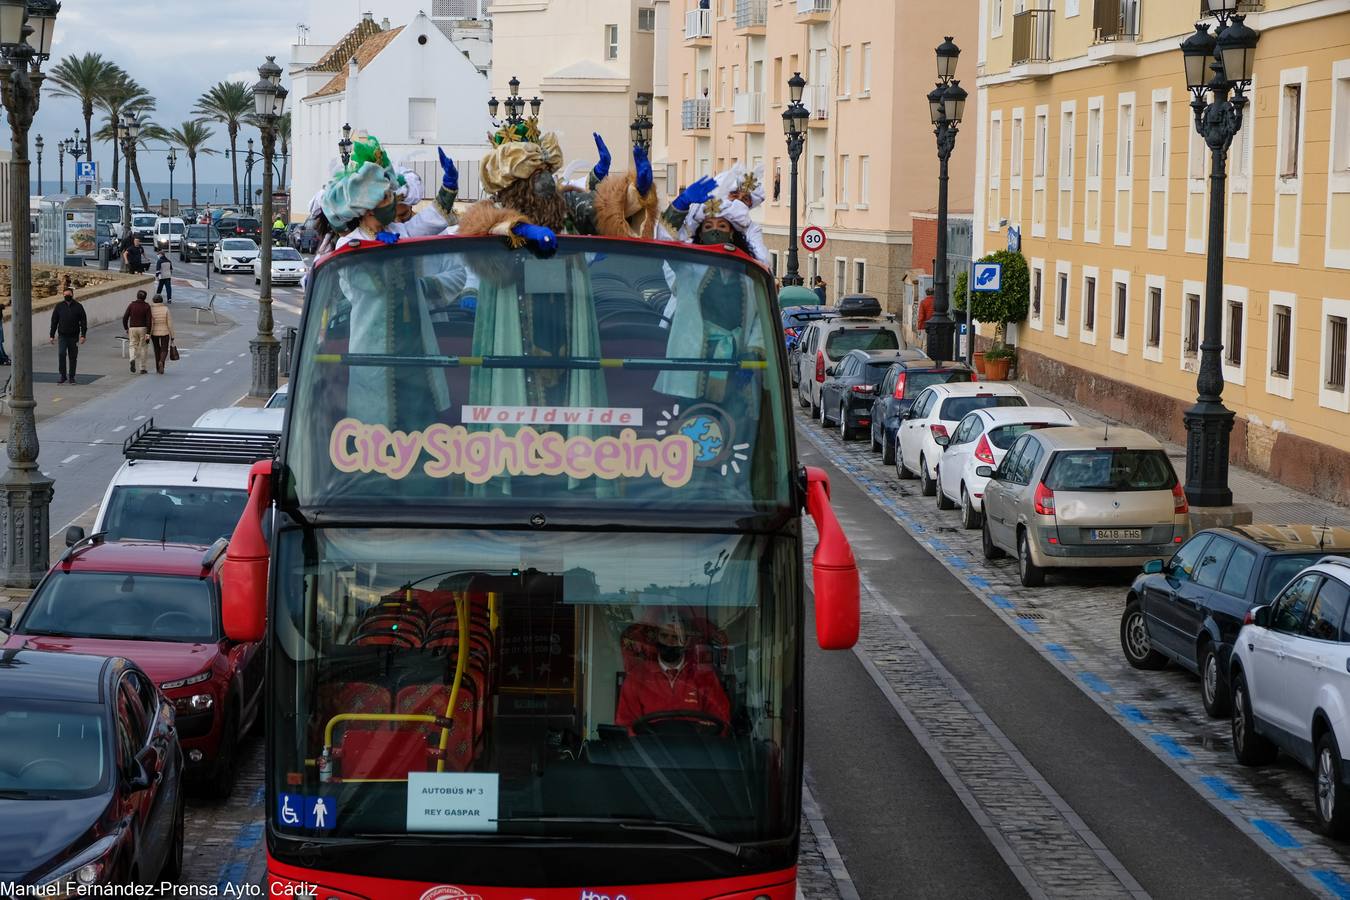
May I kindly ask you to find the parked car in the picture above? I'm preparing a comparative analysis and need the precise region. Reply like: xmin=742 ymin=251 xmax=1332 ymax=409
xmin=192 ymin=407 xmax=284 ymax=433
xmin=265 ymin=383 xmax=289 ymax=409
xmin=130 ymin=213 xmax=158 ymax=244
xmin=1230 ymin=556 xmax=1350 ymax=836
xmin=217 ymin=215 xmax=261 ymax=243
xmin=2 ymin=538 xmax=264 ymax=798
xmin=818 ymin=348 xmax=921 ymax=441
xmin=254 ymin=246 xmax=306 ymax=286
xmin=980 ymin=426 xmax=1189 ymax=587
xmin=179 ymin=224 xmax=219 ymax=262
xmin=869 ymin=358 xmax=976 ymax=465
xmin=936 ymin=406 xmax=1077 ymax=528
xmin=153 ymin=217 xmax=185 ymax=252
xmin=781 ymin=305 xmax=833 ymax=374
xmin=0 ymin=650 xmax=184 ymax=887
xmin=212 ymin=238 xmax=258 ymax=273
xmin=897 ymin=382 xmax=1027 ymax=496
xmin=289 ymin=221 xmax=321 ymax=254
xmin=1122 ymin=525 xmax=1350 ymax=717
xmin=794 ymin=295 xmax=904 ymax=416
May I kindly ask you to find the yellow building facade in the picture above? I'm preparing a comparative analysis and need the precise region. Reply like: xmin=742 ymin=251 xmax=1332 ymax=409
xmin=974 ymin=0 xmax=1350 ymax=502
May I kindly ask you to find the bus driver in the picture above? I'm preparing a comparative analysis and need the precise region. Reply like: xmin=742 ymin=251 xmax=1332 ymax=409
xmin=615 ymin=610 xmax=730 ymax=734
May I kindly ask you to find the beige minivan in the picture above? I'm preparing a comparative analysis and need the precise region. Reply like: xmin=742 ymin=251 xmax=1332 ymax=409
xmin=979 ymin=426 xmax=1189 ymax=587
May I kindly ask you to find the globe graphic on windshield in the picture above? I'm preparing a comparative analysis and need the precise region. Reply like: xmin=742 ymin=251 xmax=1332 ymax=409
xmin=678 ymin=414 xmax=725 ymax=464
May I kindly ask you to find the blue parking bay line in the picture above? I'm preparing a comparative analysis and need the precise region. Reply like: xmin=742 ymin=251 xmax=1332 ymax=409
xmin=216 ymin=863 xmax=247 ymax=891
xmin=1079 ymin=672 xmax=1113 ymax=694
xmin=1115 ymin=703 xmax=1150 ymax=724
xmin=990 ymin=595 xmax=1015 ymax=610
xmin=1313 ymin=871 xmax=1350 ymax=900
xmin=1149 ymin=734 xmax=1193 ymax=760
xmin=1251 ymin=818 xmax=1302 ymax=849
xmin=1017 ymin=617 xmax=1041 ymax=633
xmin=1199 ymin=776 xmax=1241 ymax=803
xmin=946 ymin=555 xmax=969 ymax=569
xmin=234 ymin=822 xmax=263 ymax=849
xmin=1044 ymin=643 xmax=1075 ymax=663
xmin=967 ymin=575 xmax=991 ymax=589
xmin=928 ymin=539 xmax=951 ymax=553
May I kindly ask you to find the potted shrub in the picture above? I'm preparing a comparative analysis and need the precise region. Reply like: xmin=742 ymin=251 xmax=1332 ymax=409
xmin=955 ymin=250 xmax=1030 ymax=378
xmin=982 ymin=342 xmax=1016 ymax=381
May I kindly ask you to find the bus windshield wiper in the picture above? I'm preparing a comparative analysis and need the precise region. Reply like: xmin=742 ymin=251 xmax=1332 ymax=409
xmin=494 ymin=816 xmax=762 ymax=862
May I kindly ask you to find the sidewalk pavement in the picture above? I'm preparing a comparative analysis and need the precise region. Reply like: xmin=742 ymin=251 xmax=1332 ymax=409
xmin=1015 ymin=378 xmax=1350 ymax=526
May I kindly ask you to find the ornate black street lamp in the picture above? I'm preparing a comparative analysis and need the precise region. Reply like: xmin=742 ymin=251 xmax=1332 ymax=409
xmin=0 ymin=0 xmax=60 ymax=587
xmin=631 ymin=92 xmax=653 ymax=153
xmin=56 ymin=135 xmax=64 ymax=192
xmin=167 ymin=145 xmax=176 ymax=215
xmin=781 ymin=72 xmax=809 ymax=288
xmin=338 ymin=122 xmax=353 ymax=168
xmin=925 ymin=36 xmax=966 ymax=364
xmin=490 ymin=75 xmax=533 ymax=127
xmin=1179 ymin=0 xmax=1260 ymax=507
xmin=33 ymin=132 xmax=41 ymax=195
xmin=65 ymin=127 xmax=85 ymax=193
xmin=248 ymin=55 xmax=287 ymax=398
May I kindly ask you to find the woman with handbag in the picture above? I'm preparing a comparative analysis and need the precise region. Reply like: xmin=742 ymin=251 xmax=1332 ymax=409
xmin=149 ymin=294 xmax=175 ymax=374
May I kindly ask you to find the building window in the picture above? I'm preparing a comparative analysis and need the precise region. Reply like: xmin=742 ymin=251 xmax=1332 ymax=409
xmin=841 ymin=46 xmax=853 ymax=97
xmin=718 ymin=67 xmax=727 ymax=108
xmin=861 ymin=43 xmax=872 ymax=94
xmin=1087 ymin=105 xmax=1102 ymax=178
xmin=1060 ymin=109 xmax=1074 ymax=180
xmin=638 ymin=7 xmax=655 ymax=31
xmin=770 ymin=250 xmax=780 ymax=276
xmin=1184 ymin=293 xmax=1201 ymax=358
xmin=992 ymin=0 xmax=1003 ymax=36
xmin=1150 ymin=100 xmax=1168 ymax=179
xmin=1034 ymin=112 xmax=1048 ymax=178
xmin=1147 ymin=286 xmax=1162 ymax=348
xmin=859 ymin=156 xmax=870 ymax=205
xmin=1329 ymin=316 xmax=1349 ymax=391
xmin=1272 ymin=304 xmax=1292 ymax=377
xmin=1281 ymin=83 xmax=1302 ymax=178
xmin=1118 ymin=103 xmax=1133 ymax=178
xmin=835 ymin=258 xmax=847 ymax=301
xmin=605 ymin=24 xmax=619 ymax=60
xmin=1226 ymin=300 xmax=1244 ymax=367
xmin=854 ymin=260 xmax=866 ymax=293
xmin=812 ymin=155 xmax=826 ymax=203
xmin=1056 ymin=272 xmax=1068 ymax=324
xmin=1113 ymin=282 xmax=1127 ymax=340
xmin=409 ymin=98 xmax=437 ymax=141
xmin=1084 ymin=276 xmax=1096 ymax=332
xmin=1010 ymin=116 xmax=1023 ymax=177
xmin=838 ymin=155 xmax=850 ymax=204
xmin=1336 ymin=73 xmax=1350 ymax=174
xmin=1032 ymin=266 xmax=1042 ymax=318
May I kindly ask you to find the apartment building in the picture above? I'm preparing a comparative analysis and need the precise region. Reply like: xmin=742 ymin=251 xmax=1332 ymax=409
xmin=974 ymin=0 xmax=1350 ymax=501
xmin=659 ymin=0 xmax=977 ymax=311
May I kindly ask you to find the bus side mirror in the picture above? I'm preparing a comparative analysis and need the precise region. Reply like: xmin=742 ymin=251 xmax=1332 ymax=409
xmin=803 ymin=466 xmax=859 ymax=650
xmin=221 ymin=460 xmax=273 ymax=643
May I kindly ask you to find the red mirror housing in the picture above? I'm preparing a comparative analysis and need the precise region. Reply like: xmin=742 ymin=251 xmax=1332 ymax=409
xmin=804 ymin=466 xmax=859 ymax=649
xmin=221 ymin=460 xmax=273 ymax=642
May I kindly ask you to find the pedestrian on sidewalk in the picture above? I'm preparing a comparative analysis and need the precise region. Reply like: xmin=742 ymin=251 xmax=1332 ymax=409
xmin=154 ymin=249 xmax=173 ymax=303
xmin=123 ymin=237 xmax=146 ymax=275
xmin=122 ymin=289 xmax=152 ymax=375
xmin=917 ymin=290 xmax=935 ymax=346
xmin=49 ymin=288 xmax=87 ymax=385
xmin=148 ymin=293 xmax=174 ymax=375
xmin=0 ymin=297 xmax=11 ymax=366
xmin=812 ymin=275 xmax=828 ymax=305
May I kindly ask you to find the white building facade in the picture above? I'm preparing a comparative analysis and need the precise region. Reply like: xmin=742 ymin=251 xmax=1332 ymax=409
xmin=289 ymin=12 xmax=493 ymax=221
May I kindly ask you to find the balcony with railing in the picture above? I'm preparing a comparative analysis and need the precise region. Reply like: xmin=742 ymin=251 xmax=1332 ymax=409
xmin=1090 ymin=0 xmax=1139 ymax=60
xmin=809 ymin=84 xmax=830 ymax=124
xmin=736 ymin=0 xmax=767 ymax=30
xmin=684 ymin=8 xmax=712 ymax=42
xmin=681 ymin=97 xmax=711 ymax=132
xmin=733 ymin=91 xmax=765 ymax=127
xmin=796 ymin=0 xmax=831 ymax=22
xmin=1011 ymin=7 xmax=1054 ymax=74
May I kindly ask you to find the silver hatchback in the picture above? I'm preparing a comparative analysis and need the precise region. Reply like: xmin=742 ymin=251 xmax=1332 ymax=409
xmin=979 ymin=426 xmax=1189 ymax=587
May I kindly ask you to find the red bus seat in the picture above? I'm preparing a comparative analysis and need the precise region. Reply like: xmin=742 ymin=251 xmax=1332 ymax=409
xmin=396 ymin=682 xmax=482 ymax=772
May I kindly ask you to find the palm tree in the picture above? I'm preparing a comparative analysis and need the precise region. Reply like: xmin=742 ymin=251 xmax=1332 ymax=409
xmin=166 ymin=120 xmax=216 ymax=209
xmin=47 ymin=52 xmax=120 ymax=183
xmin=93 ymin=117 xmax=161 ymax=208
xmin=193 ymin=81 xmax=253 ymax=205
xmin=95 ymin=72 xmax=154 ymax=191
xmin=277 ymin=111 xmax=291 ymax=189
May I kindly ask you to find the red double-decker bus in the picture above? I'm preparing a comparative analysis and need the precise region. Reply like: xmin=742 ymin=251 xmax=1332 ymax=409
xmin=222 ymin=234 xmax=858 ymax=899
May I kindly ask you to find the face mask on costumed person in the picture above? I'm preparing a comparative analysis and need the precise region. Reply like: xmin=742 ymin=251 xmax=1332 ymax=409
xmin=372 ymin=201 xmax=398 ymax=228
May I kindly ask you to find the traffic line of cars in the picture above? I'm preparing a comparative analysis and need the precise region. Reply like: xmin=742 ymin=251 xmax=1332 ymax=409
xmin=0 ymin=406 xmax=282 ymax=888
xmin=792 ymin=296 xmax=1350 ymax=843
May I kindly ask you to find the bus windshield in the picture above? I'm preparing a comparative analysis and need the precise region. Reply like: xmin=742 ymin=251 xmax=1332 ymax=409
xmin=288 ymin=238 xmax=790 ymax=512
xmin=270 ymin=526 xmax=799 ymax=843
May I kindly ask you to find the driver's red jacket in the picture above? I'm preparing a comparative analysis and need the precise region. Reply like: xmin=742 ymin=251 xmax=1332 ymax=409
xmin=615 ymin=659 xmax=731 ymax=731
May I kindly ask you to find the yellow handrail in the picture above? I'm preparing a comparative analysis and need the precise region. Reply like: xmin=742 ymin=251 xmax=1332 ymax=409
xmin=436 ymin=591 xmax=472 ymax=773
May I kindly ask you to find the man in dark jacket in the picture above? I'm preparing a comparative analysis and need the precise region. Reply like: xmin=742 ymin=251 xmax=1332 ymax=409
xmin=123 ymin=237 xmax=146 ymax=274
xmin=122 ymin=289 xmax=152 ymax=374
xmin=49 ymin=288 xmax=88 ymax=385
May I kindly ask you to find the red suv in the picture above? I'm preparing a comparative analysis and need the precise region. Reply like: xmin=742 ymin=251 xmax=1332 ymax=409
xmin=0 ymin=537 xmax=263 ymax=800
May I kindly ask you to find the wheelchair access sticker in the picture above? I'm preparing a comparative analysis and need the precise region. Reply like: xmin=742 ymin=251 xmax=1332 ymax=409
xmin=278 ymin=792 xmax=337 ymax=831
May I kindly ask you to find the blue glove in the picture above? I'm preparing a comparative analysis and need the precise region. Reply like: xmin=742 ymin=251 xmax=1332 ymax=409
xmin=375 ymin=231 xmax=400 ymax=245
xmin=634 ymin=145 xmax=653 ymax=195
xmin=592 ymin=133 xmax=611 ymax=182
xmin=438 ymin=148 xmax=458 ymax=192
xmin=674 ymin=176 xmax=718 ymax=212
xmin=512 ymin=222 xmax=558 ymax=255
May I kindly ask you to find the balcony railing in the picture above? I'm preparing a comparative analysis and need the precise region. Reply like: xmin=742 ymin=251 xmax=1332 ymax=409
xmin=733 ymin=91 xmax=765 ymax=125
xmin=1093 ymin=0 xmax=1139 ymax=42
xmin=1012 ymin=8 xmax=1053 ymax=66
xmin=796 ymin=0 xmax=831 ymax=15
xmin=684 ymin=8 xmax=712 ymax=40
xmin=681 ymin=97 xmax=711 ymax=131
xmin=736 ymin=0 xmax=767 ymax=28
xmin=810 ymin=84 xmax=830 ymax=121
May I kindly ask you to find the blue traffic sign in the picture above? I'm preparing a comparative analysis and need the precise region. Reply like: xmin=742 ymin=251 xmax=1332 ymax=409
xmin=75 ymin=161 xmax=96 ymax=179
xmin=972 ymin=262 xmax=1003 ymax=293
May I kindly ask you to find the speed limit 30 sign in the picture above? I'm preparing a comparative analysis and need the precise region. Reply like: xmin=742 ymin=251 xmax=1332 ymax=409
xmin=800 ymin=226 xmax=827 ymax=253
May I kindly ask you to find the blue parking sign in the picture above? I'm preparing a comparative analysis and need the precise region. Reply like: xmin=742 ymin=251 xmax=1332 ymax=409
xmin=76 ymin=161 xmax=96 ymax=179
xmin=972 ymin=262 xmax=1002 ymax=293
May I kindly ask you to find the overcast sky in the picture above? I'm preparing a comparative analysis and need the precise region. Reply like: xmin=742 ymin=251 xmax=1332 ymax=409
xmin=5 ymin=1 xmax=436 ymax=193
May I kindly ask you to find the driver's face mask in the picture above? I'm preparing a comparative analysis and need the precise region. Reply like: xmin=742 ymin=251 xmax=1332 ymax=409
xmin=658 ymin=644 xmax=685 ymax=665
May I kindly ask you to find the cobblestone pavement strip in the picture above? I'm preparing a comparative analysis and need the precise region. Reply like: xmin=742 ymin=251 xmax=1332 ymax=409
xmin=795 ymin=413 xmax=1350 ymax=899
xmin=182 ymin=735 xmax=266 ymax=888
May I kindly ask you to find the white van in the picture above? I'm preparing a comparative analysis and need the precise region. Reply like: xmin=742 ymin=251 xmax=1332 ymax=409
xmin=154 ymin=216 xmax=186 ymax=251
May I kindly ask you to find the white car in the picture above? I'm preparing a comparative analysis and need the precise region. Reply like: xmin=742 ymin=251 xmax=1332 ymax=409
xmin=254 ymin=246 xmax=306 ymax=286
xmin=897 ymin=382 xmax=1028 ymax=497
xmin=1230 ymin=557 xmax=1350 ymax=836
xmin=212 ymin=238 xmax=259 ymax=273
xmin=154 ymin=216 xmax=186 ymax=251
xmin=265 ymin=383 xmax=289 ymax=409
xmin=937 ymin=406 xmax=1077 ymax=528
xmin=193 ymin=407 xmax=285 ymax=433
xmin=131 ymin=213 xmax=158 ymax=243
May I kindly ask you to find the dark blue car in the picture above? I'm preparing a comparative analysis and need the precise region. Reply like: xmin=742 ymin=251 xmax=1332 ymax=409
xmin=1120 ymin=524 xmax=1350 ymax=718
xmin=867 ymin=357 xmax=974 ymax=465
